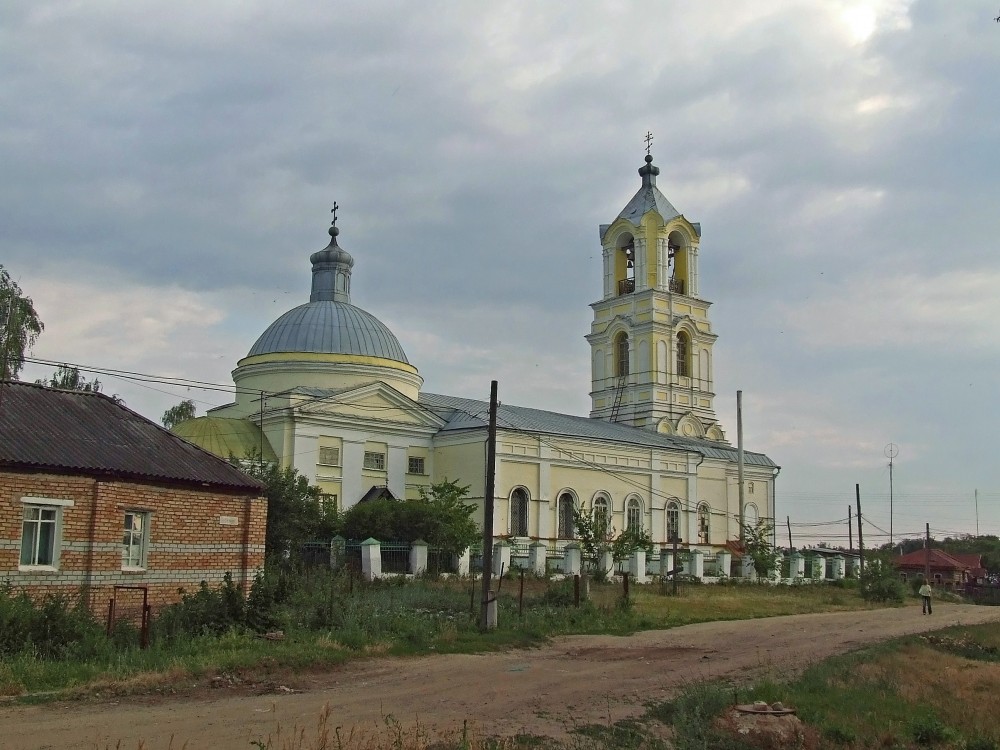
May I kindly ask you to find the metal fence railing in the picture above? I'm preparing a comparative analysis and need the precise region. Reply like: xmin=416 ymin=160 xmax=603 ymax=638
xmin=380 ymin=542 xmax=410 ymax=574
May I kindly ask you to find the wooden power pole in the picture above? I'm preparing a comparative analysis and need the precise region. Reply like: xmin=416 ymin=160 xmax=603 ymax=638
xmin=479 ymin=380 xmax=499 ymax=630
xmin=856 ymin=484 xmax=864 ymax=575
xmin=924 ymin=522 xmax=931 ymax=583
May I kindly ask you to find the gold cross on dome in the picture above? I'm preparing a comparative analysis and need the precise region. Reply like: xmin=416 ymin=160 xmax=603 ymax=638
xmin=644 ymin=131 xmax=654 ymax=155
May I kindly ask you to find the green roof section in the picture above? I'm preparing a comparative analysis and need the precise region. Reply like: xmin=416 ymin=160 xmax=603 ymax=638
xmin=171 ymin=417 xmax=277 ymax=463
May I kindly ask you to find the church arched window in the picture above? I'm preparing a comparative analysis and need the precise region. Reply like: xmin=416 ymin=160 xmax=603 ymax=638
xmin=617 ymin=236 xmax=635 ymax=295
xmin=615 ymin=332 xmax=629 ymax=377
xmin=676 ymin=331 xmax=690 ymax=378
xmin=744 ymin=502 xmax=759 ymax=529
xmin=697 ymin=503 xmax=710 ymax=544
xmin=626 ymin=496 xmax=642 ymax=531
xmin=666 ymin=501 xmax=680 ymax=542
xmin=510 ymin=488 xmax=529 ymax=537
xmin=557 ymin=492 xmax=576 ymax=539
xmin=593 ymin=494 xmax=611 ymax=538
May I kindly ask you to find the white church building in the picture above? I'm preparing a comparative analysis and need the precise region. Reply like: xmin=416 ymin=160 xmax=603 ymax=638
xmin=176 ymin=154 xmax=778 ymax=552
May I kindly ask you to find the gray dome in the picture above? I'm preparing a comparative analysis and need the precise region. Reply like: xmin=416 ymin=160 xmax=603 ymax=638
xmin=248 ymin=301 xmax=410 ymax=363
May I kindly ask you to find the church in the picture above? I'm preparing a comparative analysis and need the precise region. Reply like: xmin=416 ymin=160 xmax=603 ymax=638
xmin=175 ymin=154 xmax=778 ymax=552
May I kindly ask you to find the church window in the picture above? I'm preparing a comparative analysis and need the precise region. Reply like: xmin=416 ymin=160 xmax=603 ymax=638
xmin=697 ymin=504 xmax=710 ymax=544
xmin=593 ymin=494 xmax=611 ymax=537
xmin=510 ymin=488 xmax=529 ymax=537
xmin=666 ymin=501 xmax=680 ymax=542
xmin=744 ymin=502 xmax=759 ymax=528
xmin=557 ymin=492 xmax=575 ymax=539
xmin=618 ymin=238 xmax=635 ymax=295
xmin=676 ymin=332 xmax=690 ymax=377
xmin=626 ymin=497 xmax=642 ymax=531
xmin=614 ymin=333 xmax=629 ymax=377
xmin=363 ymin=451 xmax=386 ymax=471
xmin=407 ymin=456 xmax=425 ymax=475
xmin=319 ymin=447 xmax=341 ymax=466
xmin=747 ymin=481 xmax=755 ymax=494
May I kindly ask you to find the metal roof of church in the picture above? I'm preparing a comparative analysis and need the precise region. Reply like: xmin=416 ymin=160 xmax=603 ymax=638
xmin=248 ymin=301 xmax=410 ymax=363
xmin=0 ymin=381 xmax=263 ymax=491
xmin=418 ymin=392 xmax=777 ymax=467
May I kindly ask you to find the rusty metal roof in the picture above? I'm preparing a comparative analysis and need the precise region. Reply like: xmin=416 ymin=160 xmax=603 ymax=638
xmin=0 ymin=381 xmax=263 ymax=492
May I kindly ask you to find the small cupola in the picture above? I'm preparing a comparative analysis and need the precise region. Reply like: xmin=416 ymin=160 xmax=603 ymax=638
xmin=309 ymin=208 xmax=354 ymax=303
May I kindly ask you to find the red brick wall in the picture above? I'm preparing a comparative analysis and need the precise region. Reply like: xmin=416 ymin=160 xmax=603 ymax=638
xmin=1 ymin=469 xmax=266 ymax=611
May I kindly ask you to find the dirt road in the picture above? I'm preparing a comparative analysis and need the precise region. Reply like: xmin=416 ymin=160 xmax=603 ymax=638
xmin=3 ymin=602 xmax=999 ymax=749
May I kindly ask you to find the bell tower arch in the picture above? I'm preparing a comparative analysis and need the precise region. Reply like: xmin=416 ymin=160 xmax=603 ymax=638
xmin=587 ymin=152 xmax=724 ymax=440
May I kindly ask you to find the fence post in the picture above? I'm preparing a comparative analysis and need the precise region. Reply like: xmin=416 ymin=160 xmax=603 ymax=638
xmin=563 ymin=543 xmax=582 ymax=576
xmin=493 ymin=540 xmax=511 ymax=577
xmin=629 ymin=548 xmax=647 ymax=584
xmin=528 ymin=541 xmax=547 ymax=577
xmin=717 ymin=550 xmax=732 ymax=578
xmin=574 ymin=574 xmax=580 ymax=607
xmin=330 ymin=535 xmax=346 ymax=570
xmin=455 ymin=548 xmax=471 ymax=577
xmin=690 ymin=549 xmax=704 ymax=579
xmin=361 ymin=537 xmax=381 ymax=581
xmin=410 ymin=539 xmax=429 ymax=576
xmin=598 ymin=549 xmax=614 ymax=577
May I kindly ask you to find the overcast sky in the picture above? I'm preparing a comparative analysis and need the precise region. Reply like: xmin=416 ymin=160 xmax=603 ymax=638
xmin=4 ymin=0 xmax=998 ymax=546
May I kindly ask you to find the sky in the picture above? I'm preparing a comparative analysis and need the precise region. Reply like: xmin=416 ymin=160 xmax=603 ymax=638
xmin=3 ymin=0 xmax=999 ymax=547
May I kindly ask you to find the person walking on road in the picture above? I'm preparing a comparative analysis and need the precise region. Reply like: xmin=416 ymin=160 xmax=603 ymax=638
xmin=919 ymin=581 xmax=933 ymax=614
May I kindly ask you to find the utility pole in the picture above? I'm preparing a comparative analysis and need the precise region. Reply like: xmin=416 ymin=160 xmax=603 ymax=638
xmin=848 ymin=506 xmax=853 ymax=551
xmin=884 ymin=443 xmax=898 ymax=547
xmin=737 ymin=390 xmax=745 ymax=542
xmin=672 ymin=531 xmax=679 ymax=596
xmin=786 ymin=515 xmax=792 ymax=550
xmin=924 ymin=522 xmax=931 ymax=583
xmin=0 ymin=301 xmax=15 ymax=411
xmin=975 ymin=489 xmax=980 ymax=537
xmin=479 ymin=380 xmax=499 ymax=631
xmin=856 ymin=484 xmax=864 ymax=575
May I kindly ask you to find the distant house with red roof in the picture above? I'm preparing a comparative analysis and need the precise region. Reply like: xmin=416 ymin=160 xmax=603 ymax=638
xmin=894 ymin=548 xmax=974 ymax=589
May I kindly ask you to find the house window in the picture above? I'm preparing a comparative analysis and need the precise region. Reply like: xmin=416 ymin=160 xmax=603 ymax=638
xmin=408 ymin=456 xmax=425 ymax=475
xmin=20 ymin=505 xmax=59 ymax=567
xmin=557 ymin=493 xmax=575 ymax=539
xmin=614 ymin=333 xmax=629 ymax=377
xmin=626 ymin=497 xmax=642 ymax=531
xmin=318 ymin=447 xmax=341 ymax=466
xmin=697 ymin=503 xmax=710 ymax=544
xmin=122 ymin=511 xmax=150 ymax=569
xmin=593 ymin=495 xmax=611 ymax=538
xmin=747 ymin=481 xmax=755 ymax=495
xmin=676 ymin=332 xmax=690 ymax=377
xmin=318 ymin=494 xmax=338 ymax=512
xmin=511 ymin=488 xmax=529 ymax=537
xmin=363 ymin=451 xmax=386 ymax=471
xmin=666 ymin=501 xmax=680 ymax=542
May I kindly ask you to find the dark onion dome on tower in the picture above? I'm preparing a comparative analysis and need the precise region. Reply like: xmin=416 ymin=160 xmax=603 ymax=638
xmin=247 ymin=221 xmax=410 ymax=364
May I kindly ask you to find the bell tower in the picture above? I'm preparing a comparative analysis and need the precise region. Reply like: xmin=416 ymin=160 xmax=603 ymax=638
xmin=587 ymin=151 xmax=726 ymax=442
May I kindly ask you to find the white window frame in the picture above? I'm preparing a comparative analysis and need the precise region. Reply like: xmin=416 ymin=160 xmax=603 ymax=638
xmin=363 ymin=451 xmax=386 ymax=471
xmin=318 ymin=446 xmax=341 ymax=466
xmin=697 ymin=503 xmax=710 ymax=545
xmin=407 ymin=456 xmax=425 ymax=475
xmin=557 ymin=492 xmax=576 ymax=539
xmin=510 ymin=487 xmax=529 ymax=537
xmin=19 ymin=497 xmax=74 ymax=571
xmin=122 ymin=510 xmax=151 ymax=571
xmin=593 ymin=494 xmax=611 ymax=538
xmin=626 ymin=496 xmax=643 ymax=532
xmin=666 ymin=501 xmax=680 ymax=543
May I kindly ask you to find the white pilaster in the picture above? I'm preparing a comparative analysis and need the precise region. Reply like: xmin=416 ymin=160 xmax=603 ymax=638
xmin=342 ymin=439 xmax=365 ymax=509
xmin=634 ymin=238 xmax=647 ymax=291
xmin=387 ymin=444 xmax=407 ymax=498
xmin=603 ymin=247 xmax=614 ymax=299
xmin=690 ymin=244 xmax=700 ymax=297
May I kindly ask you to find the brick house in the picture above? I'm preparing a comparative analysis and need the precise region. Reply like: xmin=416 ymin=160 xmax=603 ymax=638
xmin=0 ymin=381 xmax=267 ymax=611
xmin=894 ymin=548 xmax=971 ymax=589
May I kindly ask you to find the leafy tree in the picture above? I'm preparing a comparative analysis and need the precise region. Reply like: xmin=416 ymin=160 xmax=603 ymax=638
xmin=35 ymin=364 xmax=125 ymax=403
xmin=162 ymin=398 xmax=197 ymax=429
xmin=741 ymin=518 xmax=781 ymax=581
xmin=859 ymin=552 xmax=905 ymax=603
xmin=0 ymin=265 xmax=44 ymax=380
xmin=239 ymin=451 xmax=338 ymax=560
xmin=339 ymin=479 xmax=479 ymax=557
xmin=36 ymin=364 xmax=103 ymax=392
xmin=573 ymin=507 xmax=653 ymax=578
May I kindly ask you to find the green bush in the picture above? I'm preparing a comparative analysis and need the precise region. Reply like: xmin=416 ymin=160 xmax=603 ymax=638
xmin=0 ymin=584 xmax=104 ymax=659
xmin=910 ymin=714 xmax=953 ymax=745
xmin=859 ymin=555 xmax=905 ymax=603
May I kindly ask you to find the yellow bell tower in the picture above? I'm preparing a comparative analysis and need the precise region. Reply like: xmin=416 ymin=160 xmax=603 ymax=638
xmin=587 ymin=152 xmax=726 ymax=441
